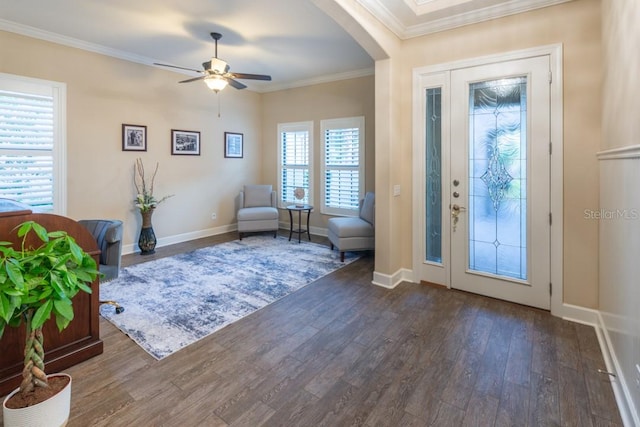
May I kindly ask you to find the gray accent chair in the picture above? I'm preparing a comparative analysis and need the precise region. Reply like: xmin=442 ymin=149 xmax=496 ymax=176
xmin=327 ymin=192 xmax=375 ymax=262
xmin=78 ymin=219 xmax=123 ymax=282
xmin=79 ymin=219 xmax=125 ymax=314
xmin=237 ymin=184 xmax=279 ymax=240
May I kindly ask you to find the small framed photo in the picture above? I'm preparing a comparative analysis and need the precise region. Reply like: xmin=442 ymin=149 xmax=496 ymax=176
xmin=122 ymin=124 xmax=147 ymax=151
xmin=171 ymin=129 xmax=201 ymax=156
xmin=224 ymin=132 xmax=243 ymax=158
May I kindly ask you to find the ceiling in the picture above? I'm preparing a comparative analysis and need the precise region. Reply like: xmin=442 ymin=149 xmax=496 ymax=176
xmin=0 ymin=0 xmax=571 ymax=92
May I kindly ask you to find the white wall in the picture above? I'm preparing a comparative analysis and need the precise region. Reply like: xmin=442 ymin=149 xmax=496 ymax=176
xmin=598 ymin=151 xmax=640 ymax=425
xmin=599 ymin=0 xmax=640 ymax=424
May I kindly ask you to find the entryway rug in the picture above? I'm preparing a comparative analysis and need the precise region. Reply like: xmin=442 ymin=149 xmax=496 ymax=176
xmin=99 ymin=235 xmax=358 ymax=359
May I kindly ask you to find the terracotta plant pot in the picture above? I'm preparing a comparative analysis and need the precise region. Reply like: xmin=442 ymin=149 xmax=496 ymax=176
xmin=2 ymin=373 xmax=72 ymax=427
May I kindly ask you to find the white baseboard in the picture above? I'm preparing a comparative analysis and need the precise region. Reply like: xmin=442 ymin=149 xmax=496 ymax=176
xmin=123 ymin=223 xmax=239 ymax=255
xmin=125 ymin=223 xmax=330 ymax=255
xmin=594 ymin=312 xmax=640 ymax=427
xmin=311 ymin=225 xmax=328 ymax=237
xmin=277 ymin=220 xmax=327 ymax=238
xmin=122 ymin=221 xmax=327 ymax=255
xmin=554 ymin=303 xmax=638 ymax=427
xmin=372 ymin=268 xmax=413 ymax=289
xmin=556 ymin=302 xmax=599 ymax=326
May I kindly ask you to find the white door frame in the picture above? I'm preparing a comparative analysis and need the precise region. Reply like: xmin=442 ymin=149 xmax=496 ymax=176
xmin=412 ymin=44 xmax=564 ymax=316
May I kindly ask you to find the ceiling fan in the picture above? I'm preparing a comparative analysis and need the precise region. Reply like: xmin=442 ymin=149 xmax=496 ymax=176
xmin=154 ymin=32 xmax=271 ymax=92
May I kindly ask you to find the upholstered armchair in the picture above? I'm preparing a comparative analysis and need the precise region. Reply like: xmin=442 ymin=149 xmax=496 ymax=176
xmin=327 ymin=192 xmax=375 ymax=261
xmin=78 ymin=219 xmax=123 ymax=282
xmin=237 ymin=184 xmax=279 ymax=240
xmin=79 ymin=219 xmax=124 ymax=313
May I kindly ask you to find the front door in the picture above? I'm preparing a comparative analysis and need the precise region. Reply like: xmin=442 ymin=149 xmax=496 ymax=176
xmin=414 ymin=54 xmax=551 ymax=310
xmin=450 ymin=56 xmax=550 ymax=309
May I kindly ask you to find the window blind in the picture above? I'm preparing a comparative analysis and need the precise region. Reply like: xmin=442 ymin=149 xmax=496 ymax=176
xmin=0 ymin=90 xmax=54 ymax=211
xmin=322 ymin=117 xmax=364 ymax=215
xmin=279 ymin=123 xmax=311 ymax=206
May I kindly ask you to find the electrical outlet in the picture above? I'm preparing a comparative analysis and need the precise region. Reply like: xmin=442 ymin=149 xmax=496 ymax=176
xmin=211 ymin=212 xmax=217 ymax=220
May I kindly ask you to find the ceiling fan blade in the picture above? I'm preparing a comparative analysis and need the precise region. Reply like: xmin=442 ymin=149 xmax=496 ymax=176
xmin=226 ymin=78 xmax=247 ymax=90
xmin=154 ymin=63 xmax=203 ymax=74
xmin=231 ymin=73 xmax=272 ymax=81
xmin=179 ymin=76 xmax=206 ymax=84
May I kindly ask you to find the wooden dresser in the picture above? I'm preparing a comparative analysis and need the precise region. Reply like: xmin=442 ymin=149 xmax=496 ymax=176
xmin=0 ymin=200 xmax=103 ymax=396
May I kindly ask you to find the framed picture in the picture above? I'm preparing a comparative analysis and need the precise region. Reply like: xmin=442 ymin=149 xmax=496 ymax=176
xmin=224 ymin=132 xmax=243 ymax=158
xmin=122 ymin=124 xmax=147 ymax=151
xmin=171 ymin=129 xmax=201 ymax=155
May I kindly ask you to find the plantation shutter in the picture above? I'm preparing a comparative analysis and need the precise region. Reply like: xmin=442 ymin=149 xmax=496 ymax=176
xmin=321 ymin=117 xmax=364 ymax=216
xmin=0 ymin=90 xmax=54 ymax=212
xmin=279 ymin=122 xmax=312 ymax=207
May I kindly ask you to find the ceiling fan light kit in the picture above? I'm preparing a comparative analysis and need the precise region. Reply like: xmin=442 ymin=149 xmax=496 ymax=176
xmin=154 ymin=32 xmax=271 ymax=93
xmin=205 ymin=75 xmax=228 ymax=92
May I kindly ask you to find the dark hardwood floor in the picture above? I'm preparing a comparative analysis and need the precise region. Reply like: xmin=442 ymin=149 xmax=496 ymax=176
xmin=1 ymin=231 xmax=623 ymax=426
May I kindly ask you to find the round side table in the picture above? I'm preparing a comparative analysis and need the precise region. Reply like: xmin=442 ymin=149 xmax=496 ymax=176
xmin=286 ymin=205 xmax=313 ymax=243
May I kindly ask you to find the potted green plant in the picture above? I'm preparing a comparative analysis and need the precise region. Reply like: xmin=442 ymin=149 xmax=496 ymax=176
xmin=0 ymin=221 xmax=99 ymax=426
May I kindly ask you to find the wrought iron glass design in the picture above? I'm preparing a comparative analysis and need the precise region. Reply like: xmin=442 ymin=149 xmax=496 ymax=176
xmin=468 ymin=77 xmax=527 ymax=280
xmin=425 ymin=88 xmax=442 ymax=263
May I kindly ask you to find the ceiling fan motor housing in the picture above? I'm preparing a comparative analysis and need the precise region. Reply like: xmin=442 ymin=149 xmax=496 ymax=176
xmin=208 ymin=57 xmax=229 ymax=74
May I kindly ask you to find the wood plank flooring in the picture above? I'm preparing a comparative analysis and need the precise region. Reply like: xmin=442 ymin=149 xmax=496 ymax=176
xmin=1 ymin=232 xmax=623 ymax=426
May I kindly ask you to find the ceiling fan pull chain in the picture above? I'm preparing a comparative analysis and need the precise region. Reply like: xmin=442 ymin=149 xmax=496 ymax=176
xmin=217 ymin=92 xmax=221 ymax=118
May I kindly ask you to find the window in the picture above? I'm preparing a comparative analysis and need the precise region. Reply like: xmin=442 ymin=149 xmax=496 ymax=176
xmin=277 ymin=121 xmax=312 ymax=208
xmin=0 ymin=73 xmax=66 ymax=213
xmin=321 ymin=116 xmax=364 ymax=216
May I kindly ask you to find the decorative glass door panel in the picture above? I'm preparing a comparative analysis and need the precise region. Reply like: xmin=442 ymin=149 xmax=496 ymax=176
xmin=414 ymin=72 xmax=449 ymax=286
xmin=449 ymin=56 xmax=550 ymax=310
xmin=468 ymin=77 xmax=527 ymax=280
xmin=425 ymin=87 xmax=442 ymax=263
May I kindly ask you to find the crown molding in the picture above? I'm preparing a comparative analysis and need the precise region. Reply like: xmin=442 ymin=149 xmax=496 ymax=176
xmin=355 ymin=0 xmax=407 ymax=39
xmin=357 ymin=0 xmax=574 ymax=39
xmin=259 ymin=67 xmax=375 ymax=93
xmin=0 ymin=18 xmax=161 ymax=67
xmin=403 ymin=0 xmax=474 ymax=16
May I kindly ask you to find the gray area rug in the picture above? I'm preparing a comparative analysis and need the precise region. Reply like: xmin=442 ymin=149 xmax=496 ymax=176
xmin=99 ymin=235 xmax=358 ymax=359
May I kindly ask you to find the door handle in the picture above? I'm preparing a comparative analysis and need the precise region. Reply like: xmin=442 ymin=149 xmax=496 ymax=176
xmin=451 ymin=204 xmax=466 ymax=232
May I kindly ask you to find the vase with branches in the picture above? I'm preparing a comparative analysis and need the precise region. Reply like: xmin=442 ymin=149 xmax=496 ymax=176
xmin=133 ymin=158 xmax=173 ymax=213
xmin=133 ymin=158 xmax=172 ymax=255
